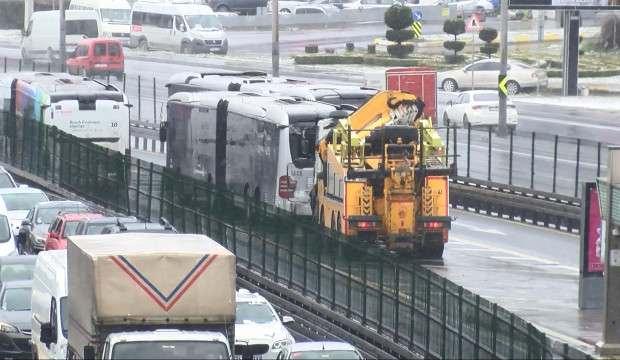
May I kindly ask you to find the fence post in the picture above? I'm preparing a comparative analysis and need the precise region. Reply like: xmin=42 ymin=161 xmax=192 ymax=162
xmin=3 ymin=57 xmax=6 ymax=73
xmin=18 ymin=59 xmax=21 ymax=72
xmin=274 ymin=228 xmax=280 ymax=281
xmin=409 ymin=266 xmax=416 ymax=349
xmin=530 ymin=132 xmax=536 ymax=189
xmin=47 ymin=62 xmax=51 ymax=72
xmin=553 ymin=135 xmax=558 ymax=193
xmin=135 ymin=159 xmax=141 ymax=218
xmin=288 ymin=232 xmax=294 ymax=288
xmin=487 ymin=126 xmax=492 ymax=182
xmin=346 ymin=259 xmax=352 ymax=318
xmin=446 ymin=120 xmax=450 ymax=166
xmin=362 ymin=260 xmax=367 ymax=326
xmin=123 ymin=73 xmax=126 ymax=93
xmin=467 ymin=123 xmax=471 ymax=177
xmin=424 ymin=270 xmax=431 ymax=357
xmin=31 ymin=61 xmax=35 ymax=71
xmin=317 ymin=235 xmax=322 ymax=303
xmin=597 ymin=142 xmax=602 ymax=177
xmin=452 ymin=126 xmax=457 ymax=173
xmin=303 ymin=230 xmax=308 ymax=295
xmin=378 ymin=260 xmax=384 ymax=334
xmin=574 ymin=138 xmax=581 ymax=197
xmin=491 ymin=303 xmax=497 ymax=356
xmin=509 ymin=313 xmax=515 ymax=359
xmin=331 ymin=247 xmax=336 ymax=310
xmin=138 ymin=75 xmax=141 ymax=122
xmin=458 ymin=286 xmax=463 ymax=359
xmin=261 ymin=234 xmax=266 ymax=277
xmin=441 ymin=278 xmax=447 ymax=359
xmin=474 ymin=295 xmax=480 ymax=359
xmin=394 ymin=265 xmax=400 ymax=343
xmin=146 ymin=162 xmax=153 ymax=221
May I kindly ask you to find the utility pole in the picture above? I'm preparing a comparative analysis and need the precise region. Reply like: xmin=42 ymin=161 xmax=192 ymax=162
xmin=561 ymin=10 xmax=579 ymax=96
xmin=271 ymin=0 xmax=279 ymax=77
xmin=59 ymin=0 xmax=66 ymax=72
xmin=597 ymin=146 xmax=620 ymax=357
xmin=537 ymin=10 xmax=544 ymax=42
xmin=497 ymin=0 xmax=508 ymax=137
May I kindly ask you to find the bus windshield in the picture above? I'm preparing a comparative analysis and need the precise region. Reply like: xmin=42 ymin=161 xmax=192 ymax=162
xmin=100 ymin=8 xmax=131 ymax=24
xmin=289 ymin=122 xmax=316 ymax=168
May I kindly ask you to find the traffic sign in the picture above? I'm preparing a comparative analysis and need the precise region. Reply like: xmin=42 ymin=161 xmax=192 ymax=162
xmin=412 ymin=10 xmax=423 ymax=21
xmin=498 ymin=74 xmax=508 ymax=97
xmin=465 ymin=13 xmax=483 ymax=32
xmin=411 ymin=21 xmax=422 ymax=38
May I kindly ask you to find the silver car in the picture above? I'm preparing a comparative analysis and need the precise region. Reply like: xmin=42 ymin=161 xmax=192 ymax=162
xmin=276 ymin=342 xmax=363 ymax=359
xmin=437 ymin=59 xmax=548 ymax=95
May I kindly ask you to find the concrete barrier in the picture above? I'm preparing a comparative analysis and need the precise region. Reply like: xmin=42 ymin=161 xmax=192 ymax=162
xmin=220 ymin=5 xmax=454 ymax=30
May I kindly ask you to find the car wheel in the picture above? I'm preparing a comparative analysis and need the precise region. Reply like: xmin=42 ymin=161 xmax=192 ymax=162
xmin=216 ymin=4 xmax=230 ymax=12
xmin=506 ymin=80 xmax=520 ymax=95
xmin=442 ymin=112 xmax=450 ymax=126
xmin=463 ymin=114 xmax=470 ymax=128
xmin=280 ymin=8 xmax=291 ymax=14
xmin=138 ymin=39 xmax=149 ymax=52
xmin=442 ymin=78 xmax=458 ymax=92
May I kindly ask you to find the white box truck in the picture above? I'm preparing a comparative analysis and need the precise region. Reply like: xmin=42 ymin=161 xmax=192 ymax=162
xmin=61 ymin=233 xmax=253 ymax=359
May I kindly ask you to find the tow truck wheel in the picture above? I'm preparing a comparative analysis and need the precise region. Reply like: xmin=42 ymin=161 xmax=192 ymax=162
xmin=422 ymin=234 xmax=445 ymax=259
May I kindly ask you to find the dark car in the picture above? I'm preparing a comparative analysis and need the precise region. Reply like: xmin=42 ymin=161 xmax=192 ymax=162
xmin=0 ymin=256 xmax=35 ymax=289
xmin=205 ymin=0 xmax=268 ymax=14
xmin=100 ymin=217 xmax=178 ymax=234
xmin=0 ymin=280 xmax=33 ymax=360
xmin=18 ymin=201 xmax=91 ymax=254
xmin=74 ymin=216 xmax=138 ymax=236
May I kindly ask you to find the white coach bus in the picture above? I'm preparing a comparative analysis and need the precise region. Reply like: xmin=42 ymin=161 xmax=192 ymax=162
xmin=9 ymin=72 xmax=129 ymax=153
xmin=163 ymin=91 xmax=340 ymax=215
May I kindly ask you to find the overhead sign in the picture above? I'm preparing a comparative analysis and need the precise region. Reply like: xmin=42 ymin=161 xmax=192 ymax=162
xmin=411 ymin=21 xmax=422 ymax=38
xmin=465 ymin=13 xmax=482 ymax=32
xmin=509 ymin=0 xmax=620 ymax=9
xmin=498 ymin=74 xmax=508 ymax=97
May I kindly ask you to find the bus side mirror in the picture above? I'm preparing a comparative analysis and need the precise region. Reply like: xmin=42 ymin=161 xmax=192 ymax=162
xmin=159 ymin=122 xmax=168 ymax=143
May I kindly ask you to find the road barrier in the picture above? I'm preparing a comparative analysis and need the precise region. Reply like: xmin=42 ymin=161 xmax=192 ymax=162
xmin=0 ymin=97 xmax=594 ymax=359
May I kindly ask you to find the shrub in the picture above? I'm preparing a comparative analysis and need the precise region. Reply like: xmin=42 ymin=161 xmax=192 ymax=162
xmin=305 ymin=44 xmax=319 ymax=54
xmin=478 ymin=28 xmax=498 ymax=58
xmin=384 ymin=4 xmax=414 ymax=58
xmin=346 ymin=42 xmax=355 ymax=52
xmin=325 ymin=47 xmax=335 ymax=54
xmin=443 ymin=54 xmax=466 ymax=64
xmin=443 ymin=19 xmax=466 ymax=57
xmin=367 ymin=44 xmax=376 ymax=54
xmin=480 ymin=43 xmax=499 ymax=58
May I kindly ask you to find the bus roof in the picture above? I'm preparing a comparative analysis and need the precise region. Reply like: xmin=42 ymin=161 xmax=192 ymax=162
xmin=14 ymin=73 xmax=125 ymax=102
xmin=169 ymin=91 xmax=338 ymax=126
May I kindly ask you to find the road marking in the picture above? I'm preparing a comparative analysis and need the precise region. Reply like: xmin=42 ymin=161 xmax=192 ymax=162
xmin=452 ymin=222 xmax=507 ymax=236
xmin=450 ymin=236 xmax=579 ymax=274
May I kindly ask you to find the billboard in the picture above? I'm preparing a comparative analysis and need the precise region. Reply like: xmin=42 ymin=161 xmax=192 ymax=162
xmin=583 ymin=183 xmax=604 ymax=275
xmin=509 ymin=0 xmax=620 ymax=9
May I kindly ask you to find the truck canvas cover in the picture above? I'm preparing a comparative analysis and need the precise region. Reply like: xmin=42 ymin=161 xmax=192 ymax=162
xmin=68 ymin=233 xmax=235 ymax=349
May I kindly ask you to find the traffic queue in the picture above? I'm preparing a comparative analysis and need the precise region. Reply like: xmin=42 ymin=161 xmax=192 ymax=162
xmin=0 ymin=166 xmax=363 ymax=359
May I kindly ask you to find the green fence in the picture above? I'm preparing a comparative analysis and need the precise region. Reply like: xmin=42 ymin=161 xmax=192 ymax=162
xmin=0 ymin=110 xmax=590 ymax=359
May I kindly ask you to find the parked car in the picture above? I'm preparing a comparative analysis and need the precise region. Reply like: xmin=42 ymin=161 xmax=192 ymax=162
xmin=66 ymin=38 xmax=125 ymax=79
xmin=446 ymin=0 xmax=494 ymax=15
xmin=236 ymin=289 xmax=295 ymax=359
xmin=276 ymin=342 xmax=363 ymax=359
xmin=342 ymin=0 xmax=403 ymax=10
xmin=45 ymin=213 xmax=103 ymax=250
xmin=21 ymin=10 xmax=101 ymax=63
xmin=0 ymin=167 xmax=17 ymax=189
xmin=293 ymin=4 xmax=339 ymax=14
xmin=437 ymin=59 xmax=548 ymax=95
xmin=0 ymin=280 xmax=33 ymax=359
xmin=73 ymin=216 xmax=138 ymax=236
xmin=0 ymin=256 xmax=36 ymax=289
xmin=442 ymin=90 xmax=518 ymax=129
xmin=18 ymin=201 xmax=91 ymax=254
xmin=205 ymin=0 xmax=268 ymax=14
xmin=130 ymin=1 xmax=228 ymax=55
xmin=310 ymin=0 xmax=346 ymax=9
xmin=0 ymin=187 xmax=49 ymax=237
xmin=99 ymin=217 xmax=177 ymax=234
xmin=31 ymin=250 xmax=67 ymax=360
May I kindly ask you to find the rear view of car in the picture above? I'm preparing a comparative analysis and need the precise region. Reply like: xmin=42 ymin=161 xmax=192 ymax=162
xmin=278 ymin=342 xmax=363 ymax=359
xmin=66 ymin=38 xmax=125 ymax=79
xmin=0 ymin=280 xmax=33 ymax=359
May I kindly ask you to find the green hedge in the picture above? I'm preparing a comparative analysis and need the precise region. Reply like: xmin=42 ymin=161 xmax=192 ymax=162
xmin=294 ymin=55 xmax=422 ymax=66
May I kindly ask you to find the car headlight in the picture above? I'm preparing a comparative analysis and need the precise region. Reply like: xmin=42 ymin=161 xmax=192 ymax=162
xmin=272 ymin=339 xmax=292 ymax=350
xmin=0 ymin=322 xmax=19 ymax=334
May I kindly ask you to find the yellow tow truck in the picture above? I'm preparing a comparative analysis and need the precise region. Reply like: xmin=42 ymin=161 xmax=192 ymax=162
xmin=311 ymin=90 xmax=452 ymax=257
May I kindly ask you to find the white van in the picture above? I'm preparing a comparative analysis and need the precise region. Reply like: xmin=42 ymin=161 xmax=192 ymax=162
xmin=21 ymin=10 xmax=101 ymax=62
xmin=69 ymin=0 xmax=131 ymax=44
xmin=130 ymin=0 xmax=228 ymax=55
xmin=31 ymin=250 xmax=67 ymax=360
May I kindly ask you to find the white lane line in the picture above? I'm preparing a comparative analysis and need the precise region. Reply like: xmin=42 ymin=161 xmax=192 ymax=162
xmin=452 ymin=222 xmax=507 ymax=236
xmin=450 ymin=236 xmax=579 ymax=274
xmin=518 ymin=114 xmax=620 ymax=132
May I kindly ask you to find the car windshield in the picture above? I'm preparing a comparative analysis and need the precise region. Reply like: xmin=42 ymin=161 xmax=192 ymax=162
xmin=0 ymin=216 xmax=10 ymax=243
xmin=0 ymin=174 xmax=14 ymax=188
xmin=60 ymin=296 xmax=68 ymax=338
xmin=63 ymin=221 xmax=81 ymax=236
xmin=36 ymin=205 xmax=88 ymax=224
xmin=100 ymin=8 xmax=131 ymax=24
xmin=184 ymin=15 xmax=222 ymax=30
xmin=290 ymin=350 xmax=361 ymax=359
xmin=0 ymin=264 xmax=34 ymax=284
xmin=111 ymin=341 xmax=229 ymax=359
xmin=1 ymin=192 xmax=48 ymax=211
xmin=236 ymin=302 xmax=277 ymax=324
xmin=473 ymin=93 xmax=499 ymax=102
xmin=1 ymin=287 xmax=32 ymax=311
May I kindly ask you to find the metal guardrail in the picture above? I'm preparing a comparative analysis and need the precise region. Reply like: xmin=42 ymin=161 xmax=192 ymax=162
xmin=0 ymin=105 xmax=595 ymax=359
